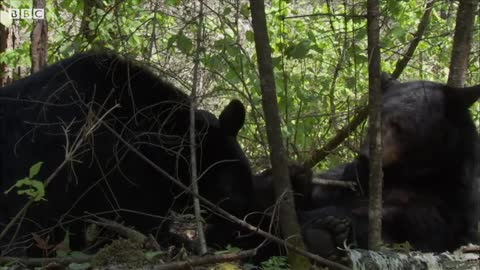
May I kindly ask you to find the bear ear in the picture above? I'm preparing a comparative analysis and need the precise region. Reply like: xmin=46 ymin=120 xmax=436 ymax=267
xmin=445 ymin=85 xmax=480 ymax=108
xmin=219 ymin=99 xmax=246 ymax=137
xmin=380 ymin=72 xmax=400 ymax=92
xmin=195 ymin=110 xmax=217 ymax=132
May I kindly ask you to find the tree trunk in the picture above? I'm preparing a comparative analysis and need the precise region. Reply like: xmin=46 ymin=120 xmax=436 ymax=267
xmin=248 ymin=1 xmax=311 ymax=268
xmin=0 ymin=2 xmax=10 ymax=86
xmin=190 ymin=0 xmax=207 ymax=255
xmin=79 ymin=0 xmax=104 ymax=45
xmin=366 ymin=0 xmax=383 ymax=251
xmin=30 ymin=0 xmax=48 ymax=73
xmin=447 ymin=0 xmax=478 ymax=87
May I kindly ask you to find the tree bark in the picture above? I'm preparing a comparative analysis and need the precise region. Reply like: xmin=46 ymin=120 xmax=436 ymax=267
xmin=0 ymin=2 xmax=10 ymax=86
xmin=30 ymin=0 xmax=48 ymax=73
xmin=447 ymin=0 xmax=478 ymax=87
xmin=366 ymin=0 xmax=383 ymax=251
xmin=190 ymin=0 xmax=207 ymax=255
xmin=248 ymin=1 xmax=311 ymax=269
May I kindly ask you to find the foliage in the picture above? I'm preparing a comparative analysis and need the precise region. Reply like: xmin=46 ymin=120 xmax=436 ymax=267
xmin=260 ymin=256 xmax=290 ymax=270
xmin=1 ymin=0 xmax=479 ymax=170
xmin=4 ymin=162 xmax=45 ymax=202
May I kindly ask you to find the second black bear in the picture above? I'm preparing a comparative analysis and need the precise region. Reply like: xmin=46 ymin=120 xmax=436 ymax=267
xmin=253 ymin=76 xmax=480 ymax=258
xmin=303 ymin=76 xmax=480 ymax=256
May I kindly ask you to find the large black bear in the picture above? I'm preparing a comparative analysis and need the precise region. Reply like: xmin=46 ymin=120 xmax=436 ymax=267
xmin=247 ymin=163 xmax=351 ymax=262
xmin=0 ymin=53 xmax=253 ymax=255
xmin=301 ymin=75 xmax=480 ymax=257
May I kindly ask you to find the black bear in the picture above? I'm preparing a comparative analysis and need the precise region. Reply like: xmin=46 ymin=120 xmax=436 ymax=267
xmin=252 ymin=163 xmax=313 ymax=211
xmin=217 ymin=163 xmax=315 ymax=262
xmin=242 ymin=164 xmax=351 ymax=263
xmin=301 ymin=75 xmax=480 ymax=257
xmin=0 ymin=52 xmax=253 ymax=255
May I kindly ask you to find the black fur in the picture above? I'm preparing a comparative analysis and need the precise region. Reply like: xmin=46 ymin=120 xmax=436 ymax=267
xmin=305 ymin=77 xmax=480 ymax=253
xmin=0 ymin=53 xmax=253 ymax=255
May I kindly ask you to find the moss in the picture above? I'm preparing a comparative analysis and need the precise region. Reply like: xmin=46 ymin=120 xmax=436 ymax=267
xmin=92 ymin=239 xmax=147 ymax=268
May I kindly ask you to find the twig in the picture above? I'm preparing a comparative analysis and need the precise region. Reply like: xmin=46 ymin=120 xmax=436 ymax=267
xmin=86 ymin=217 xmax=147 ymax=244
xmin=392 ymin=0 xmax=436 ymax=79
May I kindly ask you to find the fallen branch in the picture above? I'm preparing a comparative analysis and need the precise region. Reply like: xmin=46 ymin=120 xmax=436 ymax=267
xmin=151 ymin=249 xmax=256 ymax=270
xmin=86 ymin=217 xmax=147 ymax=244
xmin=312 ymin=177 xmax=357 ymax=190
xmin=0 ymin=254 xmax=92 ymax=267
xmin=86 ymin=216 xmax=162 ymax=251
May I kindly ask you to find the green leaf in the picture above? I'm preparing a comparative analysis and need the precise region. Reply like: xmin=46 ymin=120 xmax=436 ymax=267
xmin=240 ymin=3 xmax=250 ymax=18
xmin=215 ymin=245 xmax=241 ymax=255
xmin=70 ymin=251 xmax=88 ymax=258
xmin=272 ymin=57 xmax=282 ymax=68
xmin=68 ymin=263 xmax=91 ymax=270
xmin=390 ymin=26 xmax=406 ymax=41
xmin=176 ymin=33 xmax=193 ymax=55
xmin=165 ymin=0 xmax=181 ymax=7
xmin=145 ymin=251 xmax=165 ymax=261
xmin=286 ymin=40 xmax=311 ymax=59
xmin=246 ymin=30 xmax=254 ymax=43
xmin=29 ymin=162 xmax=43 ymax=178
xmin=167 ymin=35 xmax=176 ymax=48
xmin=16 ymin=179 xmax=45 ymax=201
xmin=223 ymin=7 xmax=232 ymax=16
xmin=56 ymin=231 xmax=71 ymax=257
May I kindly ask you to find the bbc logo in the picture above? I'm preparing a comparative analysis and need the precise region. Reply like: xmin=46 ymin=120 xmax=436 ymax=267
xmin=8 ymin=9 xmax=45 ymax=20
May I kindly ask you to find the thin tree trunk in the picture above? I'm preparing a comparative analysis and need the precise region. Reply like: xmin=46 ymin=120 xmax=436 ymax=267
xmin=366 ymin=0 xmax=383 ymax=251
xmin=79 ymin=0 xmax=104 ymax=44
xmin=30 ymin=0 xmax=47 ymax=73
xmin=0 ymin=2 xmax=10 ymax=86
xmin=190 ymin=0 xmax=207 ymax=255
xmin=447 ymin=0 xmax=478 ymax=87
xmin=248 ymin=1 xmax=311 ymax=269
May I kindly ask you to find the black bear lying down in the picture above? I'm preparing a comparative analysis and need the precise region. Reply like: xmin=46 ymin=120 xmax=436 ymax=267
xmin=253 ymin=76 xmax=480 ymax=259
xmin=0 ymin=53 xmax=254 ymax=255
xmin=303 ymin=76 xmax=480 ymax=256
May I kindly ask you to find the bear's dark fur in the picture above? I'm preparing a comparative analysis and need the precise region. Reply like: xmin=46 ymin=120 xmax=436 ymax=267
xmin=303 ymin=76 xmax=480 ymax=255
xmin=0 ymin=53 xmax=253 ymax=255
xmin=252 ymin=163 xmax=313 ymax=211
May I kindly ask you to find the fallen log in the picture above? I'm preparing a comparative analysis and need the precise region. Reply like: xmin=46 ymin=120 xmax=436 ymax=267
xmin=347 ymin=245 xmax=480 ymax=270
